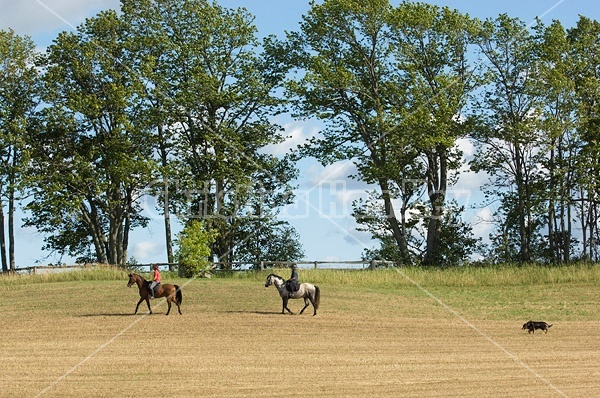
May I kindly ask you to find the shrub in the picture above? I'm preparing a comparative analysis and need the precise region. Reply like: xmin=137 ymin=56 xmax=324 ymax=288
xmin=175 ymin=220 xmax=217 ymax=278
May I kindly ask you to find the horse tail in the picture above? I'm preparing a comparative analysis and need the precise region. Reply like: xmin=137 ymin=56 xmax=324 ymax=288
xmin=175 ymin=285 xmax=183 ymax=304
xmin=314 ymin=285 xmax=320 ymax=310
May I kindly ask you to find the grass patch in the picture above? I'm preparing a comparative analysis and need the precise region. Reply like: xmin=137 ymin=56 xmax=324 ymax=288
xmin=2 ymin=264 xmax=600 ymax=397
xmin=220 ymin=265 xmax=600 ymax=321
xmin=0 ymin=266 xmax=183 ymax=287
xmin=4 ymin=263 xmax=600 ymax=289
xmin=239 ymin=263 xmax=600 ymax=288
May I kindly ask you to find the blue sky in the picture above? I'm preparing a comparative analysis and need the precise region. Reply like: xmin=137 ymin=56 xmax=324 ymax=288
xmin=1 ymin=0 xmax=599 ymax=267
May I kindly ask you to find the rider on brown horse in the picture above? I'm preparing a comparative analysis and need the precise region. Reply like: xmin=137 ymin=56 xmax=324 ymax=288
xmin=149 ymin=264 xmax=161 ymax=299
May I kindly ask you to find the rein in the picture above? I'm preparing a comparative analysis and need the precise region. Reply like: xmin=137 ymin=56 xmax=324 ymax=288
xmin=129 ymin=273 xmax=147 ymax=289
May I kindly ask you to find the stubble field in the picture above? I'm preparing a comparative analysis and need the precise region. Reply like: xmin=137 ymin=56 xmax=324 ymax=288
xmin=1 ymin=267 xmax=599 ymax=397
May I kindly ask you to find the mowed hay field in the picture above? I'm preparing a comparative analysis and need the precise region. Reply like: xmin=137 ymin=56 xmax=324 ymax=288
xmin=1 ymin=267 xmax=600 ymax=397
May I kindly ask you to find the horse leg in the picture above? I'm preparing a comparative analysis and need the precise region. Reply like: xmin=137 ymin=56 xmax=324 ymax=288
xmin=282 ymin=297 xmax=294 ymax=315
xmin=299 ymin=297 xmax=310 ymax=314
xmin=134 ymin=297 xmax=144 ymax=315
xmin=146 ymin=298 xmax=152 ymax=315
xmin=175 ymin=285 xmax=182 ymax=315
xmin=166 ymin=298 xmax=172 ymax=316
xmin=305 ymin=295 xmax=317 ymax=316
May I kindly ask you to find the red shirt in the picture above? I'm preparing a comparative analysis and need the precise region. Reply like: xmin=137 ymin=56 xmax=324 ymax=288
xmin=153 ymin=269 xmax=161 ymax=283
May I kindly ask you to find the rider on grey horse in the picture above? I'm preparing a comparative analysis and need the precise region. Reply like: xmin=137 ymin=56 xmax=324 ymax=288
xmin=285 ymin=264 xmax=299 ymax=298
xmin=265 ymin=272 xmax=320 ymax=316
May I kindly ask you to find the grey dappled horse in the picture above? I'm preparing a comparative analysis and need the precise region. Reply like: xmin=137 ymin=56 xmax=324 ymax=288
xmin=264 ymin=273 xmax=320 ymax=316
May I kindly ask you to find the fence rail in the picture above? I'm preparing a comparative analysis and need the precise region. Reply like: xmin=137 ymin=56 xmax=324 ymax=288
xmin=12 ymin=260 xmax=396 ymax=275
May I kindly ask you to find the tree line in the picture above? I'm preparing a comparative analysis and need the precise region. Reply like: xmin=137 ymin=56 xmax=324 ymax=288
xmin=1 ymin=0 xmax=600 ymax=271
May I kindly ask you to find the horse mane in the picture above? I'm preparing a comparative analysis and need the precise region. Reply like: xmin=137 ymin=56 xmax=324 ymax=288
xmin=267 ymin=273 xmax=283 ymax=280
xmin=130 ymin=273 xmax=149 ymax=284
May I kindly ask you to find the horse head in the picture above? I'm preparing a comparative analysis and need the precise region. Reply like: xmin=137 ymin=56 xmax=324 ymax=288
xmin=127 ymin=274 xmax=146 ymax=287
xmin=265 ymin=274 xmax=273 ymax=288
xmin=127 ymin=274 xmax=135 ymax=287
xmin=265 ymin=274 xmax=283 ymax=288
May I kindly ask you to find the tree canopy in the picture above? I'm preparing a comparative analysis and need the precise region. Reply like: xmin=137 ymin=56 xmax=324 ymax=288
xmin=2 ymin=0 xmax=600 ymax=269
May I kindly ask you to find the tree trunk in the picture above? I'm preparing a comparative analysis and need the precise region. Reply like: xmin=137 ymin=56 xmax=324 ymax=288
xmin=424 ymin=212 xmax=443 ymax=265
xmin=423 ymin=147 xmax=447 ymax=266
xmin=579 ymin=186 xmax=588 ymax=260
xmin=514 ymin=143 xmax=530 ymax=263
xmin=0 ymin=204 xmax=7 ymax=273
xmin=548 ymin=146 xmax=556 ymax=262
xmin=209 ymin=178 xmax=233 ymax=269
xmin=588 ymin=196 xmax=594 ymax=260
xmin=590 ymin=197 xmax=598 ymax=261
xmin=108 ymin=219 xmax=119 ymax=265
xmin=157 ymin=125 xmax=174 ymax=266
xmin=122 ymin=203 xmax=131 ymax=266
xmin=8 ymin=184 xmax=15 ymax=272
xmin=564 ymin=197 xmax=571 ymax=263
xmin=81 ymin=202 xmax=108 ymax=263
xmin=164 ymin=196 xmax=174 ymax=265
xmin=378 ymin=179 xmax=411 ymax=264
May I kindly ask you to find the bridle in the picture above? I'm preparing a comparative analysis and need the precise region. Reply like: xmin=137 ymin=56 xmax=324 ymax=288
xmin=127 ymin=273 xmax=137 ymax=288
xmin=265 ymin=274 xmax=283 ymax=288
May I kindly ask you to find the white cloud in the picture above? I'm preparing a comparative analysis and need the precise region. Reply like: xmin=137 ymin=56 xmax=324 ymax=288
xmin=262 ymin=121 xmax=319 ymax=157
xmin=471 ymin=206 xmax=495 ymax=242
xmin=342 ymin=227 xmax=372 ymax=248
xmin=456 ymin=137 xmax=475 ymax=157
xmin=1 ymin=0 xmax=120 ymax=43
xmin=453 ymin=137 xmax=489 ymax=206
xmin=306 ymin=161 xmax=352 ymax=186
xmin=288 ymin=160 xmax=374 ymax=220
xmin=451 ymin=170 xmax=488 ymax=209
xmin=131 ymin=240 xmax=163 ymax=262
xmin=305 ymin=160 xmax=372 ymax=191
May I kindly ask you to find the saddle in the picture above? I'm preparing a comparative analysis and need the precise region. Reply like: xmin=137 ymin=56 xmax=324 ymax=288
xmin=285 ymin=281 xmax=299 ymax=293
xmin=148 ymin=282 xmax=160 ymax=292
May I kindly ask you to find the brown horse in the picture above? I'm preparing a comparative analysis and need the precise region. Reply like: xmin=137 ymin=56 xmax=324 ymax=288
xmin=127 ymin=273 xmax=183 ymax=315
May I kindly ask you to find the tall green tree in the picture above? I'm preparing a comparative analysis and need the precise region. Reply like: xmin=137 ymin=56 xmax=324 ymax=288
xmin=285 ymin=0 xmax=415 ymax=263
xmin=235 ymin=217 xmax=304 ymax=268
xmin=27 ymin=11 xmax=156 ymax=265
xmin=284 ymin=0 xmax=478 ymax=265
xmin=121 ymin=0 xmax=181 ymax=265
xmin=534 ymin=19 xmax=578 ymax=263
xmin=0 ymin=29 xmax=39 ymax=272
xmin=387 ymin=2 xmax=479 ymax=265
xmin=471 ymin=15 xmax=546 ymax=263
xmin=122 ymin=0 xmax=300 ymax=267
xmin=568 ymin=17 xmax=600 ymax=261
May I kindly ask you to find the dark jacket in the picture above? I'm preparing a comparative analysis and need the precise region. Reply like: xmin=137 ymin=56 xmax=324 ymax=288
xmin=286 ymin=268 xmax=299 ymax=292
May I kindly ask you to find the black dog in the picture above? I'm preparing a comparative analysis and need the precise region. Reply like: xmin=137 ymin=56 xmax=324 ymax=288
xmin=522 ymin=320 xmax=553 ymax=334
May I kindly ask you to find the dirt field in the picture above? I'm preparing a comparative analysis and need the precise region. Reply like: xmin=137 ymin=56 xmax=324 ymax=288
xmin=1 ymin=276 xmax=599 ymax=397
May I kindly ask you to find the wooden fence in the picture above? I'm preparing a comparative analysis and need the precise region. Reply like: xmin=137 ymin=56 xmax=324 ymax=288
xmin=14 ymin=260 xmax=396 ymax=274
